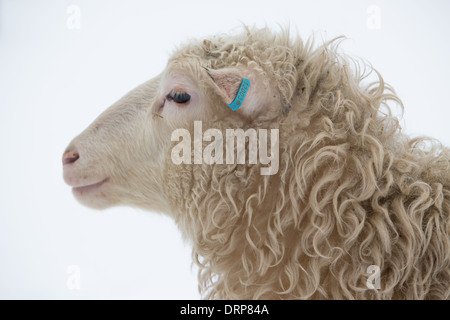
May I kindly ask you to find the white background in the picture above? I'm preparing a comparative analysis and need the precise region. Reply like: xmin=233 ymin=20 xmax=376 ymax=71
xmin=0 ymin=0 xmax=449 ymax=299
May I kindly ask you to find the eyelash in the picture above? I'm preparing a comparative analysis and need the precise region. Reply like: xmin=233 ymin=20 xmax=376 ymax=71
xmin=166 ymin=90 xmax=191 ymax=104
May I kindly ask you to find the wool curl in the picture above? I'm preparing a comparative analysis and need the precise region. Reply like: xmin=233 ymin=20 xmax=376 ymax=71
xmin=165 ymin=27 xmax=450 ymax=299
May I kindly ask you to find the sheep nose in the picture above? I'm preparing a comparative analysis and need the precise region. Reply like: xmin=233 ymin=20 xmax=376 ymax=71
xmin=62 ymin=150 xmax=79 ymax=165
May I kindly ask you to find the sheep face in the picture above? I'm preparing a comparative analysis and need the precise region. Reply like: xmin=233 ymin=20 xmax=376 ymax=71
xmin=62 ymin=75 xmax=167 ymax=211
xmin=63 ymin=57 xmax=281 ymax=214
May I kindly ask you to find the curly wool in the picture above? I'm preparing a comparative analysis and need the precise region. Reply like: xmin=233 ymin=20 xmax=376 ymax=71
xmin=164 ymin=27 xmax=450 ymax=299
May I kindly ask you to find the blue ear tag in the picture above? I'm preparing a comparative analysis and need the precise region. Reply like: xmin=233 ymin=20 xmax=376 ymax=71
xmin=227 ymin=78 xmax=251 ymax=111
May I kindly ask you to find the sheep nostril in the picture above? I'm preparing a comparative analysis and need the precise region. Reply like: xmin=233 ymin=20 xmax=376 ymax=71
xmin=62 ymin=151 xmax=80 ymax=165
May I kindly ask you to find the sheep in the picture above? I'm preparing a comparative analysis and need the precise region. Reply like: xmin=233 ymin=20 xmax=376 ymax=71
xmin=62 ymin=27 xmax=450 ymax=299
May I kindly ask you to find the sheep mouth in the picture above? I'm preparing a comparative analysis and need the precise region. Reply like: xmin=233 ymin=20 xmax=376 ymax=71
xmin=72 ymin=178 xmax=109 ymax=194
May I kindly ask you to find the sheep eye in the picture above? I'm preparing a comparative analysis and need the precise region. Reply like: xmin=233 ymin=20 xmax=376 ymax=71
xmin=167 ymin=91 xmax=191 ymax=104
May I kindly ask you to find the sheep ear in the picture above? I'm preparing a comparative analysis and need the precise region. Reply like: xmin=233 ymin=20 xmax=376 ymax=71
xmin=203 ymin=67 xmax=245 ymax=106
xmin=203 ymin=67 xmax=284 ymax=120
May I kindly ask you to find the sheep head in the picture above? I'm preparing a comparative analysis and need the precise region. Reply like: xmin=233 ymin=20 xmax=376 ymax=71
xmin=62 ymin=32 xmax=287 ymax=216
